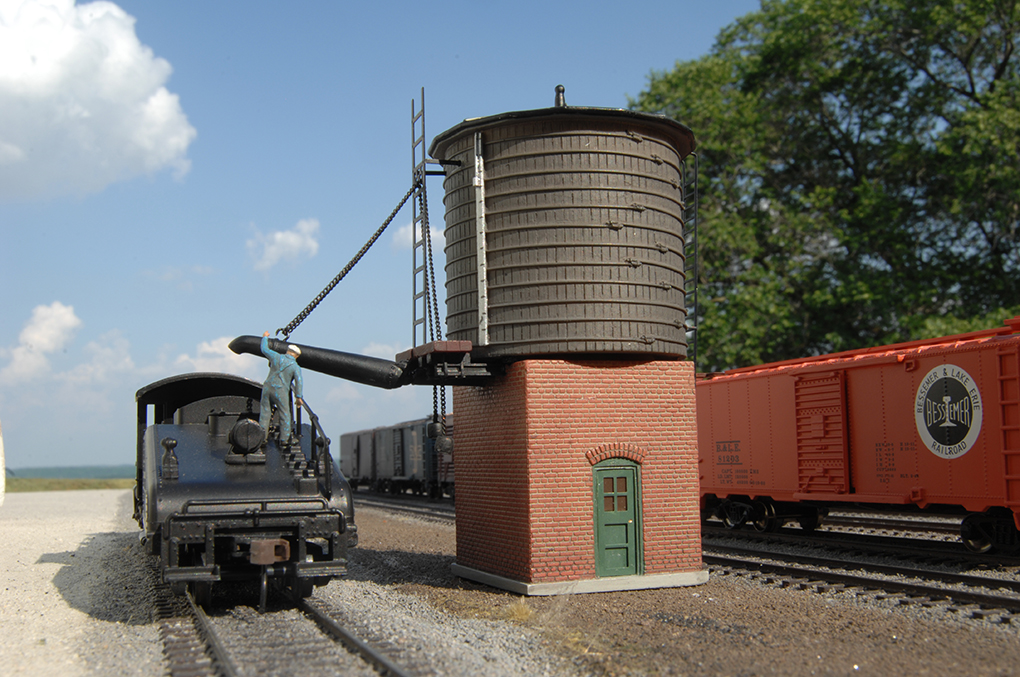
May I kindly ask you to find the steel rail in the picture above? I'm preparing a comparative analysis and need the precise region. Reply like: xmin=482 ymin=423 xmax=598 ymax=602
xmin=702 ymin=522 xmax=1020 ymax=568
xmin=821 ymin=514 xmax=961 ymax=535
xmin=185 ymin=591 xmax=241 ymax=677
xmin=704 ymin=550 xmax=1020 ymax=616
xmin=354 ymin=494 xmax=456 ymax=522
xmin=706 ymin=543 xmax=1020 ymax=595
xmin=151 ymin=559 xmax=220 ymax=677
xmin=298 ymin=598 xmax=415 ymax=677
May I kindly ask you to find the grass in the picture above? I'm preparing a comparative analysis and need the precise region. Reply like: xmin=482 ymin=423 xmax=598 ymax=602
xmin=502 ymin=598 xmax=535 ymax=623
xmin=5 ymin=477 xmax=136 ymax=492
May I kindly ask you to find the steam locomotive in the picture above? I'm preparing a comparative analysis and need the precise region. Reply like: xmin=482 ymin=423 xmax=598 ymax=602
xmin=133 ymin=372 xmax=356 ymax=608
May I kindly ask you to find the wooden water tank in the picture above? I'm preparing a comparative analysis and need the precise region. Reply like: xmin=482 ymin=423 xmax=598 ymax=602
xmin=429 ymin=97 xmax=696 ymax=358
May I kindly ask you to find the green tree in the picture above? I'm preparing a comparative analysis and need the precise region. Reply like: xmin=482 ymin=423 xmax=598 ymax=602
xmin=634 ymin=0 xmax=1020 ymax=370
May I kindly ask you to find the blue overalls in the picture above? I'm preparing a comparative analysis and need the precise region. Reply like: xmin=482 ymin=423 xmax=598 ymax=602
xmin=259 ymin=335 xmax=304 ymax=441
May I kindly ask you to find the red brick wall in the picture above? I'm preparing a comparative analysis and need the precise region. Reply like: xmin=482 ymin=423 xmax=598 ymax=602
xmin=453 ymin=358 xmax=701 ymax=583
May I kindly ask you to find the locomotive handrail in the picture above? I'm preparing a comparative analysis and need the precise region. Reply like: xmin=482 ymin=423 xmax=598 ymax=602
xmin=160 ymin=503 xmax=347 ymax=558
xmin=300 ymin=400 xmax=334 ymax=498
xmin=175 ymin=497 xmax=333 ymax=513
xmin=300 ymin=401 xmax=327 ymax=461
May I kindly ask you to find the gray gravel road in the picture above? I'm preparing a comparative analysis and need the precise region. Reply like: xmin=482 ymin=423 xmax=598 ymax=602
xmin=0 ymin=489 xmax=162 ymax=676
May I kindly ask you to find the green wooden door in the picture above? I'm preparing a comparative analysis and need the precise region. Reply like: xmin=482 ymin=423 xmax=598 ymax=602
xmin=594 ymin=464 xmax=640 ymax=577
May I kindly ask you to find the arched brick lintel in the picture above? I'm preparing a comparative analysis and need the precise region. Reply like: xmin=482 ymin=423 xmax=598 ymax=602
xmin=586 ymin=442 xmax=648 ymax=466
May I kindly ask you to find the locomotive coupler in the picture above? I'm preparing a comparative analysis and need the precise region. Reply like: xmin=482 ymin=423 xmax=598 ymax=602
xmin=250 ymin=538 xmax=290 ymax=565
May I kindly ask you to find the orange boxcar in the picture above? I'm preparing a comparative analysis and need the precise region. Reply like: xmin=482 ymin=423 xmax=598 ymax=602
xmin=698 ymin=317 xmax=1020 ymax=552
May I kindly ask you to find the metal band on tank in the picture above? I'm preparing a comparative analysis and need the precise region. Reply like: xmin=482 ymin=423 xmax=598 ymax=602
xmin=473 ymin=132 xmax=489 ymax=346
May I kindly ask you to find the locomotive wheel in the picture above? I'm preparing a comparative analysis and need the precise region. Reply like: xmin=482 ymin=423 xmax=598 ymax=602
xmin=752 ymin=501 xmax=779 ymax=533
xmin=190 ymin=581 xmax=213 ymax=610
xmin=291 ymin=577 xmax=314 ymax=599
xmin=961 ymin=514 xmax=994 ymax=553
xmin=259 ymin=567 xmax=269 ymax=613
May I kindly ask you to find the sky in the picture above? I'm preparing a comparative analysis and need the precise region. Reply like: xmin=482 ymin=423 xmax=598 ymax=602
xmin=0 ymin=0 xmax=762 ymax=469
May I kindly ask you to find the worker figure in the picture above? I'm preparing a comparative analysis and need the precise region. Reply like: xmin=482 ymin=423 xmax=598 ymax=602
xmin=259 ymin=331 xmax=304 ymax=442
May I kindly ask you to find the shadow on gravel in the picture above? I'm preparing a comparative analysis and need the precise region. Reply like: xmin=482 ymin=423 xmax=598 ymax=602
xmin=39 ymin=531 xmax=156 ymax=625
xmin=347 ymin=547 xmax=500 ymax=596
xmin=347 ymin=547 xmax=461 ymax=587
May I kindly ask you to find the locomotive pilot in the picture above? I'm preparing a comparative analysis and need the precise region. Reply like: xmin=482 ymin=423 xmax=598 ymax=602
xmin=259 ymin=331 xmax=304 ymax=443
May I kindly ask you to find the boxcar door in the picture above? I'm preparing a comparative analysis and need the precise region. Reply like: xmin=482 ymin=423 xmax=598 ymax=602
xmin=794 ymin=371 xmax=850 ymax=495
xmin=594 ymin=462 xmax=640 ymax=577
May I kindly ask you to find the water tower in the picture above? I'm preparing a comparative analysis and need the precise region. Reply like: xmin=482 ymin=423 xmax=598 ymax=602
xmin=428 ymin=87 xmax=705 ymax=593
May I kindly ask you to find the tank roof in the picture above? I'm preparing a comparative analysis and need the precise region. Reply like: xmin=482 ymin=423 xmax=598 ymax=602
xmin=429 ymin=104 xmax=697 ymax=161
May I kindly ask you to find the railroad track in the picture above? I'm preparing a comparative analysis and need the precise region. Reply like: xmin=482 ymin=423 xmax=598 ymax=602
xmin=354 ymin=497 xmax=1020 ymax=625
xmin=355 ymin=497 xmax=1018 ymax=572
xmin=151 ymin=564 xmax=426 ymax=677
xmin=702 ymin=519 xmax=1020 ymax=567
xmin=153 ymin=575 xmax=220 ymax=677
xmin=705 ymin=512 xmax=961 ymax=537
xmin=819 ymin=513 xmax=961 ymax=536
xmin=153 ymin=495 xmax=451 ymax=677
xmin=299 ymin=596 xmax=417 ymax=677
xmin=703 ymin=543 xmax=1020 ymax=624
xmin=354 ymin=493 xmax=455 ymax=523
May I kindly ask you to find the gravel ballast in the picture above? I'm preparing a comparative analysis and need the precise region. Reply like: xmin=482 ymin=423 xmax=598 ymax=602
xmin=3 ymin=490 xmax=1020 ymax=675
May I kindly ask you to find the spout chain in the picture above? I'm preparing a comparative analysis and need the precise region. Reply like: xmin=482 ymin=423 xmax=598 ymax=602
xmin=418 ymin=187 xmax=443 ymax=343
xmin=278 ymin=181 xmax=420 ymax=339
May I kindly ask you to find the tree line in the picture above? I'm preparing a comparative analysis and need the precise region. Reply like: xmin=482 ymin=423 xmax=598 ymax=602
xmin=633 ymin=0 xmax=1020 ymax=370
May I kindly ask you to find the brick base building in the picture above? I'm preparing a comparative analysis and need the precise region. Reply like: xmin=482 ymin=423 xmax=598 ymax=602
xmin=450 ymin=358 xmax=707 ymax=595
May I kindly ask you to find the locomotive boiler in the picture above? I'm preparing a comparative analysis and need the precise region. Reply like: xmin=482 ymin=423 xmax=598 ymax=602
xmin=698 ymin=316 xmax=1020 ymax=553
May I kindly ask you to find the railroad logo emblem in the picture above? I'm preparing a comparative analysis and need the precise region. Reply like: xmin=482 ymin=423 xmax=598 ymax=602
xmin=914 ymin=364 xmax=983 ymax=459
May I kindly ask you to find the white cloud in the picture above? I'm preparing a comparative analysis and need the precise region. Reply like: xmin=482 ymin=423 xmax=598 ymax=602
xmin=392 ymin=222 xmax=445 ymax=251
xmin=0 ymin=301 xmax=82 ymax=383
xmin=0 ymin=0 xmax=196 ymax=200
xmin=62 ymin=329 xmax=133 ymax=383
xmin=247 ymin=218 xmax=320 ymax=272
xmin=361 ymin=341 xmax=408 ymax=361
xmin=321 ymin=381 xmax=439 ymax=433
xmin=324 ymin=380 xmax=360 ymax=403
xmin=172 ymin=336 xmax=263 ymax=378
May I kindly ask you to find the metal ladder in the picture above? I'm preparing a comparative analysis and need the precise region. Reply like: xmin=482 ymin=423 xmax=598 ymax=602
xmin=411 ymin=87 xmax=433 ymax=348
xmin=682 ymin=153 xmax=699 ymax=368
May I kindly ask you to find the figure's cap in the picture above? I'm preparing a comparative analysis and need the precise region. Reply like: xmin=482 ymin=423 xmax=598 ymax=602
xmin=288 ymin=345 xmax=301 ymax=356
